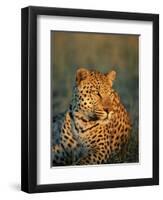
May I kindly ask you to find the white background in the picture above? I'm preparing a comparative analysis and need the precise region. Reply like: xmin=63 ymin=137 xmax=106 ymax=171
xmin=0 ymin=0 xmax=162 ymax=199
xmin=37 ymin=16 xmax=153 ymax=184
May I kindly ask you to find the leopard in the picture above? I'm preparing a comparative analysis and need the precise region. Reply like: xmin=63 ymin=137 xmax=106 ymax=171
xmin=52 ymin=67 xmax=132 ymax=166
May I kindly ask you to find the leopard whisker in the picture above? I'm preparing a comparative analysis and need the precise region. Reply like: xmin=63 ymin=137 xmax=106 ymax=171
xmin=95 ymin=111 xmax=106 ymax=115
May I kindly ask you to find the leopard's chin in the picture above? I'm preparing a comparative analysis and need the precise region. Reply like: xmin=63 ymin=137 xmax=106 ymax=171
xmin=99 ymin=112 xmax=108 ymax=120
xmin=100 ymin=111 xmax=114 ymax=124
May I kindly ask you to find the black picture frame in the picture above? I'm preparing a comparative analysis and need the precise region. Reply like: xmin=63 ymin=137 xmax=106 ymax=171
xmin=21 ymin=6 xmax=159 ymax=193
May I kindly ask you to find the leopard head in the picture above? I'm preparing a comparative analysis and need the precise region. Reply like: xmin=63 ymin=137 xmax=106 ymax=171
xmin=71 ymin=67 xmax=117 ymax=121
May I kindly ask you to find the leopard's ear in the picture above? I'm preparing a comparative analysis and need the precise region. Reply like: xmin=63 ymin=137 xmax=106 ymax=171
xmin=76 ymin=68 xmax=89 ymax=85
xmin=107 ymin=70 xmax=116 ymax=86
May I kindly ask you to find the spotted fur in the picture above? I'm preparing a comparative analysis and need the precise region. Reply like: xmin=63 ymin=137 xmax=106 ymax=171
xmin=52 ymin=68 xmax=132 ymax=165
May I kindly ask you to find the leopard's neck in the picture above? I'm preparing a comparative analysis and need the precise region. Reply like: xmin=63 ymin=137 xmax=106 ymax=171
xmin=108 ymin=91 xmax=132 ymax=129
xmin=68 ymin=108 xmax=99 ymax=135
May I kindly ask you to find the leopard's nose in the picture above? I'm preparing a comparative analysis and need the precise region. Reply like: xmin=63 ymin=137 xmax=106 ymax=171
xmin=102 ymin=97 xmax=110 ymax=113
xmin=104 ymin=107 xmax=109 ymax=113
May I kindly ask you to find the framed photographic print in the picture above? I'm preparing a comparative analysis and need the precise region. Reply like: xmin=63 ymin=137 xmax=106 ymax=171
xmin=21 ymin=6 xmax=159 ymax=193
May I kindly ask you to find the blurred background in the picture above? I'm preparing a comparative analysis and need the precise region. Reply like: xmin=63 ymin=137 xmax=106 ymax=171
xmin=51 ymin=31 xmax=139 ymax=163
